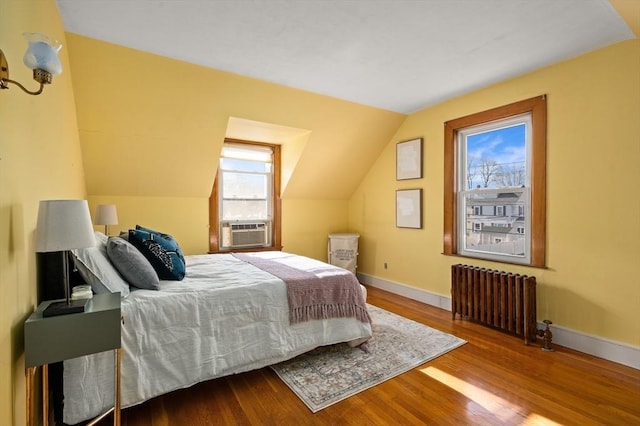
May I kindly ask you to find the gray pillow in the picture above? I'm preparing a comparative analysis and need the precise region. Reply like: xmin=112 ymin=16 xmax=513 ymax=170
xmin=107 ymin=236 xmax=160 ymax=290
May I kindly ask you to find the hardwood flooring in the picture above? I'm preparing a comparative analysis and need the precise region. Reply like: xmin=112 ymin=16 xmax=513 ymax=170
xmin=99 ymin=286 xmax=640 ymax=425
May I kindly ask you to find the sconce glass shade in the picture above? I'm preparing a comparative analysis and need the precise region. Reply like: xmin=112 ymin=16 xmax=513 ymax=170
xmin=22 ymin=32 xmax=62 ymax=76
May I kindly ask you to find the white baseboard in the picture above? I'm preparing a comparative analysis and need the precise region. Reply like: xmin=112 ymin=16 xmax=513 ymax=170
xmin=546 ymin=325 xmax=640 ymax=370
xmin=357 ymin=272 xmax=640 ymax=370
xmin=359 ymin=273 xmax=452 ymax=311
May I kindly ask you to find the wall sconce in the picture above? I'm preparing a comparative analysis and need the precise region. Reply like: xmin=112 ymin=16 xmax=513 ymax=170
xmin=0 ymin=32 xmax=62 ymax=96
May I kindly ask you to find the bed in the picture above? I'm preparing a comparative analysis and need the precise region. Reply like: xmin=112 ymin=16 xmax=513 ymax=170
xmin=62 ymin=232 xmax=372 ymax=424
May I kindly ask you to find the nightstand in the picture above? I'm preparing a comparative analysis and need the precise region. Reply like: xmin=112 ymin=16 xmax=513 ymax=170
xmin=24 ymin=292 xmax=122 ymax=426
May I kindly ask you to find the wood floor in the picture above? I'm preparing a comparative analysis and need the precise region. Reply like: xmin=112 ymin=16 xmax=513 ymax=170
xmin=101 ymin=286 xmax=640 ymax=426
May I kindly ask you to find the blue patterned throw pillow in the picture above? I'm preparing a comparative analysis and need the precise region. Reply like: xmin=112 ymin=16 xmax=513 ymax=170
xmin=128 ymin=226 xmax=186 ymax=281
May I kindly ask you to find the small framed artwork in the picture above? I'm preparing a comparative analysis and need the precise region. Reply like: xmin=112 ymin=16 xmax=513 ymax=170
xmin=396 ymin=189 xmax=422 ymax=229
xmin=396 ymin=137 xmax=423 ymax=180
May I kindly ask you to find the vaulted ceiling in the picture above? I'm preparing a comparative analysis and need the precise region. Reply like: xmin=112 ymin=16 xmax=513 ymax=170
xmin=56 ymin=0 xmax=634 ymax=114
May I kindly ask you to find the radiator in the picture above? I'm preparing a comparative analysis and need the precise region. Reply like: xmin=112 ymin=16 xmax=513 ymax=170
xmin=451 ymin=264 xmax=537 ymax=344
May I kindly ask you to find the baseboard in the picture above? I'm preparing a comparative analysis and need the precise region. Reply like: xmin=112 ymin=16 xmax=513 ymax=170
xmin=546 ymin=325 xmax=640 ymax=370
xmin=357 ymin=272 xmax=640 ymax=370
xmin=358 ymin=273 xmax=452 ymax=311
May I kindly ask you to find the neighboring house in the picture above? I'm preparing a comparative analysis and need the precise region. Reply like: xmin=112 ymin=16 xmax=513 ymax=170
xmin=465 ymin=192 xmax=526 ymax=256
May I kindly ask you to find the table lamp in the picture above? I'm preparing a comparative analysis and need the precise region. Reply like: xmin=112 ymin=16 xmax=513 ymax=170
xmin=95 ymin=204 xmax=118 ymax=235
xmin=36 ymin=200 xmax=96 ymax=317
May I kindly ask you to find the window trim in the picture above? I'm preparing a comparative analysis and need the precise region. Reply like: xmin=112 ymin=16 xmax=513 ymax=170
xmin=444 ymin=96 xmax=546 ymax=268
xmin=209 ymin=138 xmax=282 ymax=253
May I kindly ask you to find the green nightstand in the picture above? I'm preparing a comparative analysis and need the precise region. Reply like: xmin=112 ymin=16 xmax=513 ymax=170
xmin=24 ymin=292 xmax=122 ymax=426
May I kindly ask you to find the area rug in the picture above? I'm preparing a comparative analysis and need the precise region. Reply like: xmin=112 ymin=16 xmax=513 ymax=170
xmin=271 ymin=304 xmax=466 ymax=412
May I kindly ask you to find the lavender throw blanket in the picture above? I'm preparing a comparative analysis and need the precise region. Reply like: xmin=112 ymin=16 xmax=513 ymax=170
xmin=233 ymin=253 xmax=371 ymax=325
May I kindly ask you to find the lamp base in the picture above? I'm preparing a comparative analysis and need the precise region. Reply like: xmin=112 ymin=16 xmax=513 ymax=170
xmin=43 ymin=298 xmax=88 ymax=317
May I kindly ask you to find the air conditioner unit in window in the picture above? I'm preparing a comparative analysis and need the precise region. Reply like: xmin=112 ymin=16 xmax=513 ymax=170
xmin=230 ymin=223 xmax=267 ymax=247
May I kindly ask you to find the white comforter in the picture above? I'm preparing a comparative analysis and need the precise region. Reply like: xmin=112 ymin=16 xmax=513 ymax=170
xmin=63 ymin=252 xmax=372 ymax=424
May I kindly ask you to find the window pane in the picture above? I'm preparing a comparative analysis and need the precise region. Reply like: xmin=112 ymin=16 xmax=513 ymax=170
xmin=457 ymin=115 xmax=531 ymax=263
xmin=221 ymin=199 xmax=268 ymax=220
xmin=464 ymin=122 xmax=527 ymax=190
xmin=462 ymin=189 xmax=527 ymax=259
xmin=222 ymin=172 xmax=267 ymax=199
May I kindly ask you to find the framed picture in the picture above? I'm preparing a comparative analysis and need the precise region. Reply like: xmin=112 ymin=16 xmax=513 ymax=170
xmin=396 ymin=137 xmax=423 ymax=180
xmin=396 ymin=189 xmax=422 ymax=229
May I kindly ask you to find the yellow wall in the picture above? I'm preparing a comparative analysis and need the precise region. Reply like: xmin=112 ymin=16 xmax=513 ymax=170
xmin=0 ymin=1 xmax=87 ymax=425
xmin=282 ymin=199 xmax=349 ymax=261
xmin=66 ymin=34 xmax=405 ymax=255
xmin=88 ymin=195 xmax=208 ymax=254
xmin=85 ymin=197 xmax=349 ymax=262
xmin=350 ymin=38 xmax=640 ymax=346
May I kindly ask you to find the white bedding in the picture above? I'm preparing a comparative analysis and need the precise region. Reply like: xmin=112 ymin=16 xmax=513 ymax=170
xmin=63 ymin=251 xmax=372 ymax=424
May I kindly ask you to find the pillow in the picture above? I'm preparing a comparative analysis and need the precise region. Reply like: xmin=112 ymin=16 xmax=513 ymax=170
xmin=94 ymin=231 xmax=108 ymax=246
xmin=107 ymin=236 xmax=160 ymax=290
xmin=73 ymin=232 xmax=130 ymax=297
xmin=135 ymin=225 xmax=159 ymax=233
xmin=128 ymin=226 xmax=186 ymax=281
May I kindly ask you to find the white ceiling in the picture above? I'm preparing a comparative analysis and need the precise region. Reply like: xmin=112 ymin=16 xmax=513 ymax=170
xmin=55 ymin=0 xmax=634 ymax=114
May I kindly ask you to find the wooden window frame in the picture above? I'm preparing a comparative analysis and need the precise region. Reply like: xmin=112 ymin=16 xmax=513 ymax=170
xmin=444 ymin=95 xmax=546 ymax=268
xmin=209 ymin=139 xmax=282 ymax=253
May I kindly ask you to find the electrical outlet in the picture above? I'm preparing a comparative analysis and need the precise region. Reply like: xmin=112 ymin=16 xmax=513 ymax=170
xmin=384 ymin=262 xmax=388 ymax=269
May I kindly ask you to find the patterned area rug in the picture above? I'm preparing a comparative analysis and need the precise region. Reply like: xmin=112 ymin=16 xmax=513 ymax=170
xmin=271 ymin=304 xmax=466 ymax=412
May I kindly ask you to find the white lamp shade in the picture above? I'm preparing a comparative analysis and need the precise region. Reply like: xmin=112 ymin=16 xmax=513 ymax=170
xmin=36 ymin=200 xmax=96 ymax=252
xmin=95 ymin=204 xmax=118 ymax=226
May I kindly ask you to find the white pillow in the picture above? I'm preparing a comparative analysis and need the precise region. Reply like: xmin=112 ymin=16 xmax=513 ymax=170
xmin=72 ymin=232 xmax=130 ymax=298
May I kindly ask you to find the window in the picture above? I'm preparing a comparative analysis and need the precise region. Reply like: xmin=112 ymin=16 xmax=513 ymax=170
xmin=444 ymin=96 xmax=546 ymax=267
xmin=209 ymin=139 xmax=281 ymax=252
